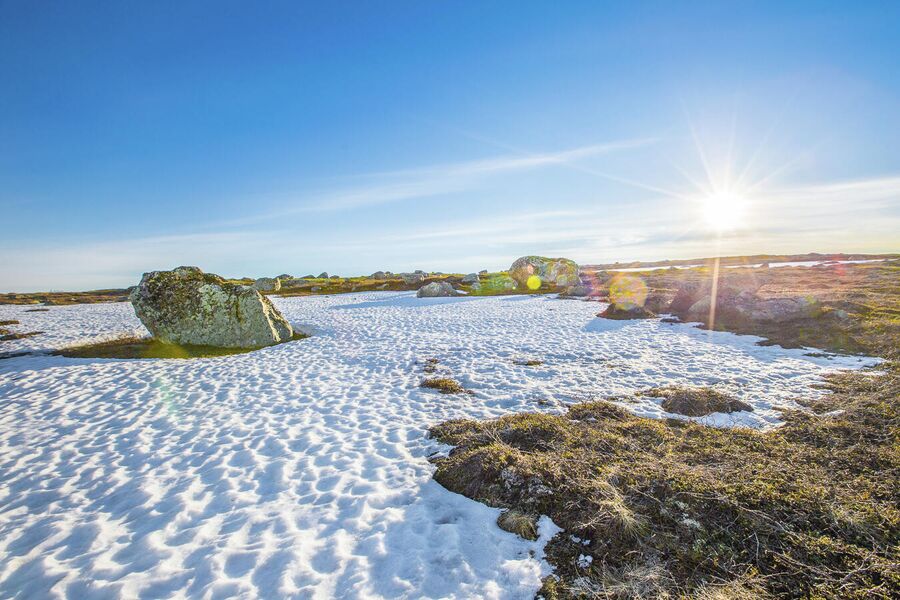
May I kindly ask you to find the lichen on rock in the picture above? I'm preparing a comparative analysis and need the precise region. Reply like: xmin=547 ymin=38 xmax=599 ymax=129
xmin=130 ymin=266 xmax=293 ymax=348
xmin=508 ymin=256 xmax=579 ymax=289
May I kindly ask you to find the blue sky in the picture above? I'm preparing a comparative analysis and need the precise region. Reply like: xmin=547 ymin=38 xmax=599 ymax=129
xmin=2 ymin=1 xmax=899 ymax=291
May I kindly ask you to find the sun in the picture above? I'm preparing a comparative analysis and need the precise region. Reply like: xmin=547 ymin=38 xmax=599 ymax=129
xmin=702 ymin=191 xmax=748 ymax=231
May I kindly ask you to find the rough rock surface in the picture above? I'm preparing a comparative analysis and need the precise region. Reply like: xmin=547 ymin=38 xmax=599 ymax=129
xmin=253 ymin=277 xmax=281 ymax=292
xmin=560 ymin=285 xmax=590 ymax=297
xmin=416 ymin=281 xmax=459 ymax=297
xmin=461 ymin=273 xmax=480 ymax=284
xmin=671 ymin=280 xmax=821 ymax=326
xmin=130 ymin=266 xmax=293 ymax=348
xmin=598 ymin=303 xmax=657 ymax=320
xmin=508 ymin=256 xmax=579 ymax=288
xmin=402 ymin=273 xmax=426 ymax=285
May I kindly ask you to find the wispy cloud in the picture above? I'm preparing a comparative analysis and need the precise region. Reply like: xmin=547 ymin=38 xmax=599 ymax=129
xmin=210 ymin=138 xmax=657 ymax=227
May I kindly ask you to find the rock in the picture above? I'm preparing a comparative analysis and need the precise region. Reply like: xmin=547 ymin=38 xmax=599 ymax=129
xmin=598 ymin=303 xmax=657 ymax=320
xmin=672 ymin=279 xmax=821 ymax=326
xmin=479 ymin=270 xmax=488 ymax=275
xmin=310 ymin=286 xmax=322 ymax=292
xmin=416 ymin=281 xmax=459 ymax=297
xmin=646 ymin=386 xmax=752 ymax=416
xmin=669 ymin=281 xmax=705 ymax=314
xmin=508 ymin=256 xmax=579 ymax=289
xmin=402 ymin=273 xmax=426 ymax=285
xmin=276 ymin=274 xmax=292 ymax=280
xmin=278 ymin=278 xmax=307 ymax=288
xmin=318 ymin=272 xmax=329 ymax=279
xmin=329 ymin=275 xmax=341 ymax=280
xmin=302 ymin=274 xmax=316 ymax=279
xmin=471 ymin=274 xmax=518 ymax=294
xmin=371 ymin=271 xmax=388 ymax=280
xmin=560 ymin=285 xmax=589 ymax=297
xmin=496 ymin=510 xmax=538 ymax=541
xmin=253 ymin=277 xmax=281 ymax=292
xmin=130 ymin=266 xmax=293 ymax=348
xmin=414 ymin=270 xmax=425 ymax=275
xmin=644 ymin=291 xmax=676 ymax=313
xmin=461 ymin=273 xmax=479 ymax=284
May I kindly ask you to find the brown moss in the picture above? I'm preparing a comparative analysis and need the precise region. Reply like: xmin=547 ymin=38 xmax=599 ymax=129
xmin=54 ymin=332 xmax=309 ymax=360
xmin=643 ymin=386 xmax=753 ymax=416
xmin=419 ymin=377 xmax=467 ymax=394
xmin=429 ymin=369 xmax=900 ymax=598
xmin=497 ymin=509 xmax=539 ymax=541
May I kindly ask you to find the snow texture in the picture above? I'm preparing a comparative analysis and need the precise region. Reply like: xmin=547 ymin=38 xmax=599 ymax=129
xmin=0 ymin=292 xmax=878 ymax=598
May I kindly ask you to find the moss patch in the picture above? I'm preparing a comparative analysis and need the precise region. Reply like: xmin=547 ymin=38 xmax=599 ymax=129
xmin=497 ymin=509 xmax=539 ymax=541
xmin=431 ymin=370 xmax=900 ymax=598
xmin=55 ymin=332 xmax=309 ymax=360
xmin=0 ymin=331 xmax=43 ymax=342
xmin=643 ymin=386 xmax=753 ymax=416
xmin=420 ymin=377 xmax=468 ymax=394
xmin=598 ymin=304 xmax=657 ymax=320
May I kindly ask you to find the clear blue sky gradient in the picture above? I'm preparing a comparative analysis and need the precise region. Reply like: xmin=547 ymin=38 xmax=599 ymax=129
xmin=2 ymin=1 xmax=899 ymax=291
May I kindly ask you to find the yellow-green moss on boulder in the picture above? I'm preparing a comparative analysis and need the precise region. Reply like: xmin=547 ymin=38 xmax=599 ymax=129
xmin=130 ymin=266 xmax=293 ymax=348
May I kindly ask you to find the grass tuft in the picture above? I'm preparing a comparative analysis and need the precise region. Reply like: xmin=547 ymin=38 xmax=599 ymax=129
xmin=419 ymin=377 xmax=467 ymax=394
xmin=643 ymin=386 xmax=753 ymax=416
xmin=430 ymin=368 xmax=900 ymax=598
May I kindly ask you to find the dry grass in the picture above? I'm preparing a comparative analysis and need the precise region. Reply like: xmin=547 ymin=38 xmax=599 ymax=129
xmin=643 ymin=386 xmax=753 ymax=417
xmin=420 ymin=377 xmax=468 ymax=394
xmin=497 ymin=509 xmax=539 ymax=541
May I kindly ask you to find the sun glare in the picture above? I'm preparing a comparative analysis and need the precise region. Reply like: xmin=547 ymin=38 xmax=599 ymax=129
xmin=702 ymin=192 xmax=747 ymax=231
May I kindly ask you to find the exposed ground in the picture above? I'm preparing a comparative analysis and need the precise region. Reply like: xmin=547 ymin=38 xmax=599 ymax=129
xmin=54 ymin=332 xmax=308 ymax=360
xmin=431 ymin=259 xmax=900 ymax=599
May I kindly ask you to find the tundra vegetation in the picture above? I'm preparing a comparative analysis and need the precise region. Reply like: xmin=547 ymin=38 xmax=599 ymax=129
xmin=431 ymin=259 xmax=900 ymax=599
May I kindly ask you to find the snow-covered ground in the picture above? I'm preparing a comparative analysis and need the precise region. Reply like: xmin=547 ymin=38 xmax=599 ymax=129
xmin=0 ymin=293 xmax=878 ymax=598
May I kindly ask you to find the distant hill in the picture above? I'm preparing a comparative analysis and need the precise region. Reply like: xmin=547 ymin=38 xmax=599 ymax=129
xmin=584 ymin=252 xmax=900 ymax=271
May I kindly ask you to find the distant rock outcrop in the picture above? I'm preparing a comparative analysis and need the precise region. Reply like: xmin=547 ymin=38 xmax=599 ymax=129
xmin=508 ymin=256 xmax=579 ymax=288
xmin=130 ymin=266 xmax=293 ymax=348
xmin=461 ymin=273 xmax=479 ymax=284
xmin=253 ymin=277 xmax=281 ymax=292
xmin=416 ymin=281 xmax=459 ymax=297
xmin=402 ymin=273 xmax=426 ymax=285
xmin=670 ymin=279 xmax=821 ymax=326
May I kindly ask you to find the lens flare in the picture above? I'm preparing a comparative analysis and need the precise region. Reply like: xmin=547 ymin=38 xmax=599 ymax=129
xmin=609 ymin=274 xmax=648 ymax=309
xmin=526 ymin=275 xmax=542 ymax=290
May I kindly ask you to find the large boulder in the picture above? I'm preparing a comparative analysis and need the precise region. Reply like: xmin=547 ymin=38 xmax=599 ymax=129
xmin=402 ymin=273 xmax=426 ymax=285
xmin=508 ymin=256 xmax=579 ymax=288
xmin=130 ymin=266 xmax=293 ymax=348
xmin=417 ymin=281 xmax=459 ymax=297
xmin=253 ymin=277 xmax=281 ymax=292
xmin=461 ymin=273 xmax=480 ymax=284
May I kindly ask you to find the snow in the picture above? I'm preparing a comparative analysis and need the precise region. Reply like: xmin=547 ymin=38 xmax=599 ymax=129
xmin=0 ymin=292 xmax=879 ymax=598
